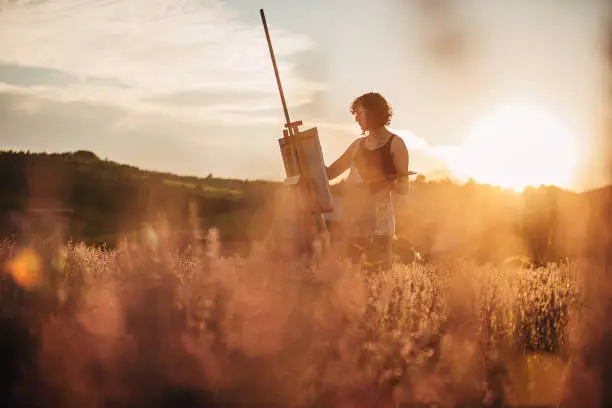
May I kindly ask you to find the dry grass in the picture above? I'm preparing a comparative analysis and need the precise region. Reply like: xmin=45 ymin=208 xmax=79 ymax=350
xmin=0 ymin=228 xmax=609 ymax=408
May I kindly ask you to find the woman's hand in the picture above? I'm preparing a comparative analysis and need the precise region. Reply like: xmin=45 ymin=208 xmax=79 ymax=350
xmin=392 ymin=175 xmax=410 ymax=194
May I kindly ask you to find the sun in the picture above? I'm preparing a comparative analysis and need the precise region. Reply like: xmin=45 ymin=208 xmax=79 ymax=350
xmin=450 ymin=103 xmax=580 ymax=192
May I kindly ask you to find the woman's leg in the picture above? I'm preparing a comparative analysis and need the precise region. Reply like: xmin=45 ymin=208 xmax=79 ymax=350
xmin=343 ymin=235 xmax=393 ymax=273
xmin=344 ymin=236 xmax=368 ymax=265
xmin=367 ymin=235 xmax=393 ymax=272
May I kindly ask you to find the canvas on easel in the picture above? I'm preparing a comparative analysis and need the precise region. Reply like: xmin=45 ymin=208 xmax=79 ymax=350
xmin=278 ymin=126 xmax=334 ymax=215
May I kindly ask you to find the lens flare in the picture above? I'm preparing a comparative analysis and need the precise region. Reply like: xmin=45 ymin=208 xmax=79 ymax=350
xmin=5 ymin=247 xmax=43 ymax=290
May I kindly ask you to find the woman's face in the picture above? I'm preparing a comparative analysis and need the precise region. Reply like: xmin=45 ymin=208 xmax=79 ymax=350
xmin=353 ymin=104 xmax=370 ymax=132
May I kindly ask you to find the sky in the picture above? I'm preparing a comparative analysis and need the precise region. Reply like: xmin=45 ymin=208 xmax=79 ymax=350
xmin=0 ymin=0 xmax=610 ymax=192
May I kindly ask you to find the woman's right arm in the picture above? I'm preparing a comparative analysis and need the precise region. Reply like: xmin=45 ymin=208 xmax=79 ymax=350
xmin=326 ymin=140 xmax=359 ymax=180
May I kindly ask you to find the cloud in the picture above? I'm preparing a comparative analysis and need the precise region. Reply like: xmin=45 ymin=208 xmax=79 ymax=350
xmin=0 ymin=62 xmax=128 ymax=88
xmin=0 ymin=0 xmax=324 ymax=123
xmin=389 ymin=127 xmax=461 ymax=176
xmin=0 ymin=63 xmax=80 ymax=87
xmin=0 ymin=90 xmax=129 ymax=152
xmin=147 ymin=89 xmax=272 ymax=107
xmin=0 ymin=90 xmax=289 ymax=179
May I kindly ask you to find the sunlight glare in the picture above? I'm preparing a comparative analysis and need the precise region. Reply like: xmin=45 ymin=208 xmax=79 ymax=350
xmin=451 ymin=103 xmax=579 ymax=192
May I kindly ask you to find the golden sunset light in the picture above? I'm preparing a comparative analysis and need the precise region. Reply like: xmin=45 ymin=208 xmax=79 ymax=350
xmin=0 ymin=1 xmax=611 ymax=407
xmin=450 ymin=102 xmax=580 ymax=192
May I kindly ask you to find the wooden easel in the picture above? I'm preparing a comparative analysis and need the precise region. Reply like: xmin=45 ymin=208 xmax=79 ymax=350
xmin=260 ymin=9 xmax=333 ymax=255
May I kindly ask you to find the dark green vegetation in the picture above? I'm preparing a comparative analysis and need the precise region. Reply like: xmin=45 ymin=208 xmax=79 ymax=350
xmin=0 ymin=150 xmax=278 ymax=252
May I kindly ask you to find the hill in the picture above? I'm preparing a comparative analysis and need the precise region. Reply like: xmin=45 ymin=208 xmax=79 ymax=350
xmin=0 ymin=149 xmax=609 ymax=263
xmin=0 ymin=150 xmax=280 ymax=250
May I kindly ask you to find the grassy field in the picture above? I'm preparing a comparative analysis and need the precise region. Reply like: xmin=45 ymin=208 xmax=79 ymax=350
xmin=1 ymin=227 xmax=610 ymax=408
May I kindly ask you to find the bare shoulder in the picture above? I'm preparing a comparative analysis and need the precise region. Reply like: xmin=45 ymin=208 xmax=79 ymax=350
xmin=348 ymin=137 xmax=364 ymax=152
xmin=390 ymin=134 xmax=408 ymax=153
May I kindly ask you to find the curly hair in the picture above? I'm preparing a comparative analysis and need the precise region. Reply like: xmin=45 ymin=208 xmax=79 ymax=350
xmin=350 ymin=92 xmax=393 ymax=128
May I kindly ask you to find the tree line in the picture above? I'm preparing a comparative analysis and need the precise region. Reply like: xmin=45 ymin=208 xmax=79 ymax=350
xmin=0 ymin=150 xmax=609 ymax=264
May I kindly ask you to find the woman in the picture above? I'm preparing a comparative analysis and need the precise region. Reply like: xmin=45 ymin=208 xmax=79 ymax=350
xmin=326 ymin=92 xmax=411 ymax=271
